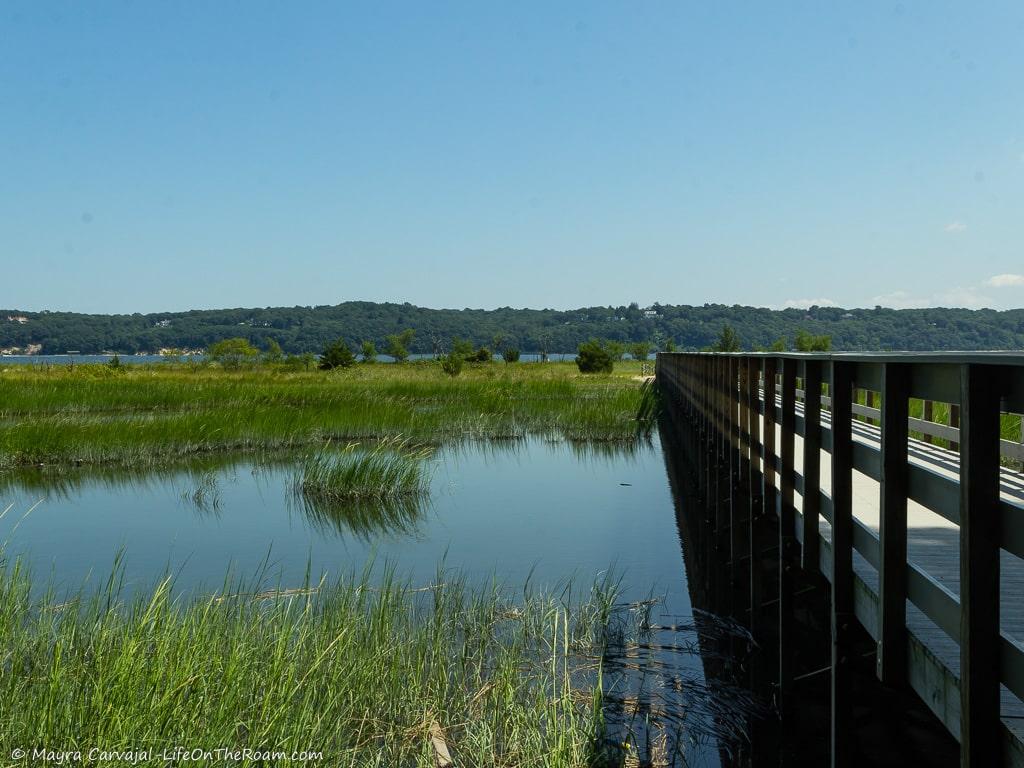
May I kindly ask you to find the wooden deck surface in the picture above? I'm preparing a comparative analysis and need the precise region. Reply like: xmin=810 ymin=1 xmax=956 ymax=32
xmin=761 ymin=399 xmax=1024 ymax=759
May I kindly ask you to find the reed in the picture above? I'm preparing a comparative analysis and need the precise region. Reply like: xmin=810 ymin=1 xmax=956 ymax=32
xmin=0 ymin=361 xmax=653 ymax=467
xmin=0 ymin=557 xmax=623 ymax=767
xmin=294 ymin=441 xmax=433 ymax=502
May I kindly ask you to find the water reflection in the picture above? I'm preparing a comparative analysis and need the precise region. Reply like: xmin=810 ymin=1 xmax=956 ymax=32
xmin=289 ymin=490 xmax=430 ymax=540
xmin=0 ymin=431 xmax=755 ymax=766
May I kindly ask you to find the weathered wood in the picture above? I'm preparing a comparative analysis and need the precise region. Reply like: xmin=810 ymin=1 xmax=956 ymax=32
xmin=655 ymin=351 xmax=1024 ymax=765
xmin=878 ymin=362 xmax=910 ymax=686
xmin=748 ymin=358 xmax=763 ymax=634
xmin=830 ymin=360 xmax=855 ymax=767
xmin=802 ymin=360 xmax=822 ymax=573
xmin=960 ymin=364 xmax=1002 ymax=766
xmin=923 ymin=399 xmax=935 ymax=446
xmin=779 ymin=358 xmax=798 ymax=741
xmin=950 ymin=402 xmax=961 ymax=452
xmin=763 ymin=358 xmax=779 ymax=521
xmin=729 ymin=356 xmax=741 ymax=620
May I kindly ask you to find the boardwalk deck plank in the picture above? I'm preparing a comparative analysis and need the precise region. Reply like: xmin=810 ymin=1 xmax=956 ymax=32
xmin=758 ymin=394 xmax=1024 ymax=760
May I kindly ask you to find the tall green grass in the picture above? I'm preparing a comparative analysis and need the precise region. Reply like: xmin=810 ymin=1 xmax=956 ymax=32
xmin=0 ymin=362 xmax=653 ymax=467
xmin=292 ymin=442 xmax=435 ymax=537
xmin=0 ymin=558 xmax=623 ymax=767
xmin=295 ymin=441 xmax=433 ymax=502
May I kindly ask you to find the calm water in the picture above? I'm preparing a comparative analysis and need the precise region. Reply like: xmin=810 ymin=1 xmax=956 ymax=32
xmin=0 ymin=435 xmax=733 ymax=765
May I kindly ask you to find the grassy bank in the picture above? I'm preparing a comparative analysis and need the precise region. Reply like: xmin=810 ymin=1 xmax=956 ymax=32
xmin=0 ymin=559 xmax=624 ymax=766
xmin=0 ymin=361 xmax=654 ymax=468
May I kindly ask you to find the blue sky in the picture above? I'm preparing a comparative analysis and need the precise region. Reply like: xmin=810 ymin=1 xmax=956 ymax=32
xmin=2 ymin=2 xmax=1023 ymax=314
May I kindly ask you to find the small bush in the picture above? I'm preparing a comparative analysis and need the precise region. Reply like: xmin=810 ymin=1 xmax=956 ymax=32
xmin=440 ymin=352 xmax=463 ymax=377
xmin=319 ymin=339 xmax=356 ymax=370
xmin=384 ymin=329 xmax=415 ymax=362
xmin=467 ymin=347 xmax=492 ymax=363
xmin=208 ymin=338 xmax=259 ymax=370
xmin=502 ymin=346 xmax=521 ymax=363
xmin=360 ymin=340 xmax=377 ymax=363
xmin=575 ymin=339 xmax=614 ymax=374
xmin=627 ymin=341 xmax=651 ymax=361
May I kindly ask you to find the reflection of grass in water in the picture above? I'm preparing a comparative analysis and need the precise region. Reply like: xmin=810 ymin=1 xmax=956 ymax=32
xmin=0 ymin=557 xmax=635 ymax=766
xmin=181 ymin=471 xmax=222 ymax=514
xmin=295 ymin=491 xmax=429 ymax=539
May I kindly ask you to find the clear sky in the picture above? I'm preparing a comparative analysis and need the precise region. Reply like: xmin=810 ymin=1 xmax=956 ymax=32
xmin=2 ymin=2 xmax=1023 ymax=314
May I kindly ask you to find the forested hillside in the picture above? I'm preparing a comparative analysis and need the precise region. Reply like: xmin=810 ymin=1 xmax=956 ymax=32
xmin=2 ymin=301 xmax=1023 ymax=355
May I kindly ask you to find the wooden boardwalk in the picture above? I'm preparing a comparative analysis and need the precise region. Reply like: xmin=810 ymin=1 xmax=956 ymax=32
xmin=776 ymin=397 xmax=1024 ymax=758
xmin=657 ymin=352 xmax=1024 ymax=767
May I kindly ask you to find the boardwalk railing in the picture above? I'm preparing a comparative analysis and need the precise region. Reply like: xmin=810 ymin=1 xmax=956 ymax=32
xmin=657 ymin=351 xmax=1024 ymax=767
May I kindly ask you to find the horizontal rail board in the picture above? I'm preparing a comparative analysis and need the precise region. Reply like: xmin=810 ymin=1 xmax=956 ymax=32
xmin=656 ymin=350 xmax=1024 ymax=763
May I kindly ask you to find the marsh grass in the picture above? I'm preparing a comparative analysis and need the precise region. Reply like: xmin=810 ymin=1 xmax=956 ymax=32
xmin=0 ymin=362 xmax=653 ymax=468
xmin=291 ymin=441 xmax=435 ymax=537
xmin=0 ymin=557 xmax=626 ymax=767
xmin=295 ymin=440 xmax=434 ymax=503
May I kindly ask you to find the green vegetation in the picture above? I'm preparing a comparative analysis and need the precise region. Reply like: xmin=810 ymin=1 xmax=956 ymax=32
xmin=295 ymin=442 xmax=433 ymax=503
xmin=384 ymin=328 xmax=416 ymax=362
xmin=6 ymin=300 xmax=1024 ymax=355
xmin=604 ymin=340 xmax=626 ymax=361
xmin=575 ymin=340 xmax=615 ymax=374
xmin=451 ymin=337 xmax=493 ymax=362
xmin=0 ymin=558 xmax=627 ymax=766
xmin=264 ymin=338 xmax=285 ymax=364
xmin=627 ymin=341 xmax=650 ymax=361
xmin=0 ymin=361 xmax=652 ymax=467
xmin=502 ymin=345 xmax=521 ymax=363
xmin=207 ymin=338 xmax=260 ymax=369
xmin=318 ymin=338 xmax=356 ymax=370
xmin=440 ymin=351 xmax=464 ymax=377
xmin=711 ymin=324 xmax=741 ymax=353
xmin=360 ymin=340 xmax=377 ymax=363
xmin=794 ymin=329 xmax=832 ymax=352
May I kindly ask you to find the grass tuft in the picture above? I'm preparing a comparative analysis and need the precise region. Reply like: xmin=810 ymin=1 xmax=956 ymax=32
xmin=0 ymin=556 xmax=625 ymax=766
xmin=294 ymin=440 xmax=433 ymax=503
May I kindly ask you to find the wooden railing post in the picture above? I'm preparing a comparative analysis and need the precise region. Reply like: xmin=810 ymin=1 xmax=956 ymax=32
xmin=802 ymin=360 xmax=822 ymax=574
xmin=748 ymin=358 xmax=764 ymax=635
xmin=923 ymin=399 xmax=935 ymax=445
xmin=949 ymin=403 xmax=961 ymax=452
xmin=779 ymin=358 xmax=798 ymax=742
xmin=830 ymin=361 xmax=855 ymax=767
xmin=959 ymin=364 xmax=1001 ymax=766
xmin=763 ymin=358 xmax=779 ymax=525
xmin=878 ymin=363 xmax=909 ymax=686
xmin=729 ymin=356 xmax=741 ymax=620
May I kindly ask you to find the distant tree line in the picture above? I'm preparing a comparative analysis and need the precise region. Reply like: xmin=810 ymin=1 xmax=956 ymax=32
xmin=3 ymin=300 xmax=1023 ymax=355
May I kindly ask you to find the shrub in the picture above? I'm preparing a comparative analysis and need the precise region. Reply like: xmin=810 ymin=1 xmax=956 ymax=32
xmin=440 ymin=351 xmax=463 ymax=377
xmin=319 ymin=339 xmax=356 ymax=370
xmin=502 ymin=346 xmax=521 ymax=363
xmin=208 ymin=338 xmax=260 ymax=369
xmin=450 ymin=337 xmax=475 ymax=359
xmin=361 ymin=340 xmax=377 ymax=363
xmin=795 ymin=329 xmax=832 ymax=352
xmin=627 ymin=341 xmax=651 ymax=361
xmin=263 ymin=339 xmax=285 ymax=364
xmin=605 ymin=340 xmax=626 ymax=361
xmin=712 ymin=324 xmax=741 ymax=352
xmin=106 ymin=354 xmax=122 ymax=370
xmin=283 ymin=352 xmax=316 ymax=371
xmin=575 ymin=339 xmax=614 ymax=374
xmin=467 ymin=347 xmax=492 ymax=363
xmin=384 ymin=329 xmax=415 ymax=362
